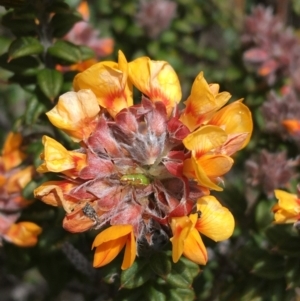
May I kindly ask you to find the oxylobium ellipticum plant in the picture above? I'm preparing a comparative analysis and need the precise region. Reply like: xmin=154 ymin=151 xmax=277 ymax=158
xmin=33 ymin=49 xmax=252 ymax=295
xmin=0 ymin=0 xmax=261 ymax=300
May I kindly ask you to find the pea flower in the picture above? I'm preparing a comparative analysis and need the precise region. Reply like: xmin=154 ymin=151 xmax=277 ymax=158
xmin=34 ymin=51 xmax=252 ymax=269
xmin=272 ymin=189 xmax=300 ymax=224
xmin=0 ymin=132 xmax=42 ymax=247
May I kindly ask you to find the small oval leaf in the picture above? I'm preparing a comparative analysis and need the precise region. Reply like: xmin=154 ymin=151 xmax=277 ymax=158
xmin=37 ymin=68 xmax=63 ymax=101
xmin=8 ymin=37 xmax=43 ymax=60
xmin=48 ymin=41 xmax=82 ymax=64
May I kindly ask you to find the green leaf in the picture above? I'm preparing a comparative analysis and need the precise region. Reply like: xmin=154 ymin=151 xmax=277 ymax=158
xmin=37 ymin=68 xmax=63 ymax=101
xmin=22 ymin=180 xmax=39 ymax=200
xmin=24 ymin=96 xmax=46 ymax=125
xmin=0 ymin=53 xmax=39 ymax=74
xmin=1 ymin=10 xmax=36 ymax=37
xmin=120 ymin=259 xmax=152 ymax=289
xmin=8 ymin=37 xmax=43 ymax=60
xmin=255 ymin=199 xmax=275 ymax=230
xmin=168 ymin=288 xmax=195 ymax=301
xmin=251 ymin=256 xmax=285 ymax=279
xmin=165 ymin=256 xmax=200 ymax=288
xmin=146 ymin=284 xmax=166 ymax=301
xmin=48 ymin=41 xmax=81 ymax=64
xmin=150 ymin=252 xmax=172 ymax=277
xmin=51 ymin=12 xmax=82 ymax=38
xmin=78 ymin=45 xmax=95 ymax=61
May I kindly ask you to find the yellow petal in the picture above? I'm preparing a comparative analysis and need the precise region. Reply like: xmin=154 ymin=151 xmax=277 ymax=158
xmin=195 ymin=195 xmax=235 ymax=241
xmin=180 ymin=72 xmax=230 ymax=131
xmin=4 ymin=222 xmax=42 ymax=247
xmin=128 ymin=56 xmax=181 ymax=115
xmin=274 ymin=190 xmax=300 ymax=214
xmin=183 ymin=125 xmax=227 ymax=155
xmin=37 ymin=136 xmax=86 ymax=175
xmin=208 ymin=101 xmax=253 ymax=149
xmin=46 ymin=90 xmax=100 ymax=142
xmin=73 ymin=51 xmax=133 ymax=117
xmin=196 ymin=154 xmax=233 ymax=178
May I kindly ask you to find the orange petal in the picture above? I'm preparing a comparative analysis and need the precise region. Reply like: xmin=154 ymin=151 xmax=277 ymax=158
xmin=170 ymin=216 xmax=193 ymax=263
xmin=46 ymin=90 xmax=100 ymax=142
xmin=195 ymin=195 xmax=235 ymax=241
xmin=92 ymin=225 xmax=136 ymax=269
xmin=1 ymin=132 xmax=26 ymax=171
xmin=180 ymin=72 xmax=230 ymax=131
xmin=6 ymin=166 xmax=34 ymax=194
xmin=121 ymin=230 xmax=137 ymax=270
xmin=34 ymin=180 xmax=76 ymax=211
xmin=183 ymin=156 xmax=223 ymax=191
xmin=282 ymin=119 xmax=300 ymax=134
xmin=182 ymin=228 xmax=207 ymax=265
xmin=4 ymin=222 xmax=42 ymax=247
xmin=208 ymin=101 xmax=253 ymax=149
xmin=128 ymin=56 xmax=181 ymax=115
xmin=73 ymin=50 xmax=133 ymax=117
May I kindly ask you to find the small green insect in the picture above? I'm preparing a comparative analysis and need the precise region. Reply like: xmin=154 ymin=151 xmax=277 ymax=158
xmin=120 ymin=174 xmax=150 ymax=185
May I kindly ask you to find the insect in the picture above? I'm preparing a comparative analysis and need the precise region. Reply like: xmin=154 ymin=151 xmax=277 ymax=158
xmin=82 ymin=203 xmax=99 ymax=224
xmin=120 ymin=173 xmax=150 ymax=185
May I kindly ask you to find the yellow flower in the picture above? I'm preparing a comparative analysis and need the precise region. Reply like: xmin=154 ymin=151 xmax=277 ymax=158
xmin=4 ymin=222 xmax=42 ymax=247
xmin=46 ymin=89 xmax=100 ymax=142
xmin=92 ymin=225 xmax=136 ymax=270
xmin=37 ymin=136 xmax=87 ymax=177
xmin=128 ymin=56 xmax=181 ymax=115
xmin=179 ymin=72 xmax=231 ymax=131
xmin=170 ymin=195 xmax=234 ymax=265
xmin=272 ymin=189 xmax=300 ymax=223
xmin=0 ymin=132 xmax=26 ymax=171
xmin=73 ymin=50 xmax=133 ymax=117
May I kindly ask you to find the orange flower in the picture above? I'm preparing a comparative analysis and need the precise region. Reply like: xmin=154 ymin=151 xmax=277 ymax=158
xmin=4 ymin=222 xmax=42 ymax=247
xmin=46 ymin=89 xmax=100 ymax=142
xmin=92 ymin=225 xmax=136 ymax=270
xmin=73 ymin=50 xmax=132 ymax=117
xmin=128 ymin=56 xmax=182 ymax=115
xmin=183 ymin=125 xmax=232 ymax=191
xmin=170 ymin=195 xmax=234 ymax=265
xmin=272 ymin=189 xmax=300 ymax=223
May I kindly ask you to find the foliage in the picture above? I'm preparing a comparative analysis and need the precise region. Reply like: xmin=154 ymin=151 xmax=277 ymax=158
xmin=1 ymin=0 xmax=300 ymax=300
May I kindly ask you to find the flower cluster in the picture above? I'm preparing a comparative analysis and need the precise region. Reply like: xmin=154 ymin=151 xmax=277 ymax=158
xmin=34 ymin=51 xmax=252 ymax=269
xmin=0 ymin=132 xmax=42 ymax=247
